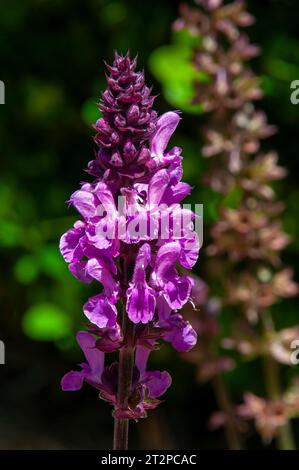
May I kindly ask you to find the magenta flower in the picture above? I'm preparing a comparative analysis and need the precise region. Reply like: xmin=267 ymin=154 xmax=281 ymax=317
xmin=59 ymin=52 xmax=199 ymax=449
xmin=61 ymin=332 xmax=171 ymax=419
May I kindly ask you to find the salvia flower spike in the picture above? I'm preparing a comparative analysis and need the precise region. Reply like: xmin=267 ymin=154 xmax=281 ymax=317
xmin=59 ymin=52 xmax=200 ymax=449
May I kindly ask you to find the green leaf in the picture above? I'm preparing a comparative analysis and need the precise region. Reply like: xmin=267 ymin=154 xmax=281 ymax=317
xmin=101 ymin=1 xmax=127 ymax=26
xmin=149 ymin=44 xmax=207 ymax=113
xmin=38 ymin=244 xmax=67 ymax=281
xmin=172 ymin=28 xmax=203 ymax=49
xmin=0 ymin=221 xmax=22 ymax=247
xmin=149 ymin=45 xmax=194 ymax=82
xmin=14 ymin=255 xmax=40 ymax=284
xmin=24 ymin=80 xmax=64 ymax=120
xmin=81 ymin=97 xmax=101 ymax=126
xmin=201 ymin=188 xmax=221 ymax=223
xmin=163 ymin=81 xmax=204 ymax=114
xmin=22 ymin=303 xmax=72 ymax=341
xmin=221 ymin=186 xmax=243 ymax=209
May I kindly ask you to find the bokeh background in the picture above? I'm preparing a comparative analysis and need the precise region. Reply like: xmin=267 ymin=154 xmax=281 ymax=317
xmin=1 ymin=0 xmax=299 ymax=449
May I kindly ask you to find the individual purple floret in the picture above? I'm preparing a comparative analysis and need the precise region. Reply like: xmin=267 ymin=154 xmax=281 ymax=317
xmin=59 ymin=52 xmax=200 ymax=449
xmin=62 ymin=332 xmax=171 ymax=419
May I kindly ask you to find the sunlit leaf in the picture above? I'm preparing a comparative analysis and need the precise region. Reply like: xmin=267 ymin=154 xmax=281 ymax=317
xmin=149 ymin=44 xmax=207 ymax=113
xmin=22 ymin=303 xmax=72 ymax=341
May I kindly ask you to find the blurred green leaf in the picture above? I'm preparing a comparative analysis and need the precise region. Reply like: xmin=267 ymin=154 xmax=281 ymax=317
xmin=22 ymin=302 xmax=72 ymax=341
xmin=0 ymin=221 xmax=22 ymax=246
xmin=38 ymin=244 xmax=67 ymax=281
xmin=14 ymin=254 xmax=40 ymax=284
xmin=172 ymin=28 xmax=203 ymax=49
xmin=101 ymin=1 xmax=127 ymax=26
xmin=24 ymin=80 xmax=64 ymax=120
xmin=221 ymin=186 xmax=243 ymax=209
xmin=263 ymin=35 xmax=299 ymax=83
xmin=81 ymin=97 xmax=101 ymax=126
xmin=149 ymin=43 xmax=207 ymax=114
xmin=201 ymin=188 xmax=221 ymax=223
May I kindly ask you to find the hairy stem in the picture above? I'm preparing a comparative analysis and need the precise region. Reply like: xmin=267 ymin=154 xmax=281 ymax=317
xmin=113 ymin=418 xmax=129 ymax=450
xmin=212 ymin=374 xmax=242 ymax=450
xmin=113 ymin=305 xmax=135 ymax=450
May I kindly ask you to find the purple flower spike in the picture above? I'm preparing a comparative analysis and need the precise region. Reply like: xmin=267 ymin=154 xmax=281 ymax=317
xmin=59 ymin=53 xmax=200 ymax=446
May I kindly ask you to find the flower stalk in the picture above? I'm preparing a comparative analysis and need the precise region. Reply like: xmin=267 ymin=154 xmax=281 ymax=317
xmin=212 ymin=374 xmax=242 ymax=450
xmin=59 ymin=52 xmax=200 ymax=449
xmin=114 ymin=308 xmax=135 ymax=450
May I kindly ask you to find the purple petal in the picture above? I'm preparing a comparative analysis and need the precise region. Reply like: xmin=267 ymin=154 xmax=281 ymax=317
xmin=84 ymin=247 xmax=118 ymax=274
xmin=153 ymin=241 xmax=181 ymax=282
xmin=86 ymin=258 xmax=118 ymax=295
xmin=179 ymin=234 xmax=200 ymax=269
xmin=156 ymin=294 xmax=172 ymax=322
xmin=168 ymin=159 xmax=183 ymax=185
xmin=69 ymin=261 xmax=93 ymax=284
xmin=164 ymin=274 xmax=192 ymax=309
xmin=93 ymin=182 xmax=117 ymax=216
xmin=126 ymin=244 xmax=156 ymax=323
xmin=132 ymin=243 xmax=152 ymax=284
xmin=172 ymin=322 xmax=197 ymax=352
xmin=61 ymin=370 xmax=85 ymax=391
xmin=127 ymin=284 xmax=156 ymax=324
xmin=86 ymin=219 xmax=114 ymax=250
xmin=76 ymin=331 xmax=104 ymax=379
xmin=162 ymin=182 xmax=192 ymax=205
xmin=59 ymin=222 xmax=85 ymax=263
xmin=150 ymin=112 xmax=181 ymax=159
xmin=135 ymin=346 xmax=151 ymax=375
xmin=148 ymin=169 xmax=170 ymax=207
xmin=83 ymin=294 xmax=118 ymax=328
xmin=70 ymin=189 xmax=97 ymax=218
xmin=125 ymin=211 xmax=152 ymax=243
xmin=144 ymin=371 xmax=172 ymax=398
xmin=94 ymin=325 xmax=122 ymax=353
xmin=163 ymin=316 xmax=197 ymax=352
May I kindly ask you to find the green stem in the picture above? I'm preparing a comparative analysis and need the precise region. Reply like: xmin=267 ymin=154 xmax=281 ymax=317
xmin=212 ymin=373 xmax=242 ymax=450
xmin=263 ymin=354 xmax=296 ymax=450
xmin=113 ymin=307 xmax=135 ymax=450
xmin=262 ymin=313 xmax=296 ymax=450
xmin=278 ymin=421 xmax=296 ymax=451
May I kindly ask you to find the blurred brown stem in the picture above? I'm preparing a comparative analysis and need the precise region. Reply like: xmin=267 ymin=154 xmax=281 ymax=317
xmin=262 ymin=313 xmax=296 ymax=450
xmin=212 ymin=374 xmax=242 ymax=450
